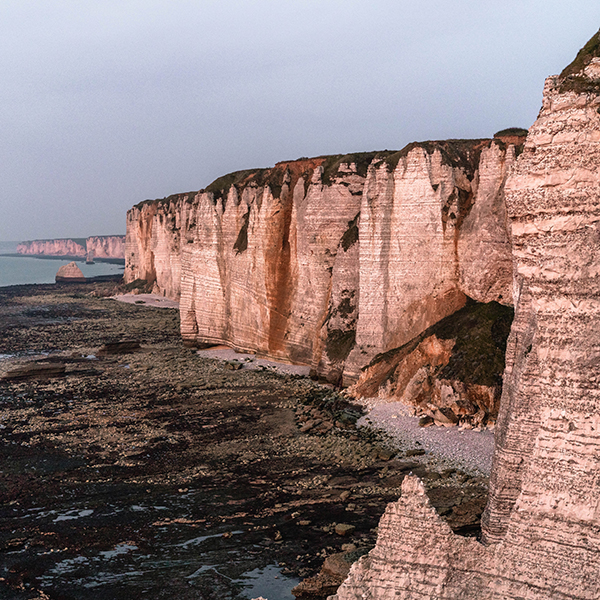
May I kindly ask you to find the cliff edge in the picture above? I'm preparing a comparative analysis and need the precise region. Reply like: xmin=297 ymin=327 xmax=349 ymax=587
xmin=125 ymin=139 xmax=520 ymax=392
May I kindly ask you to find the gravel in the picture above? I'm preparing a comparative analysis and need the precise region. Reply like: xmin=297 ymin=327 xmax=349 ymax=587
xmin=196 ymin=346 xmax=312 ymax=376
xmin=356 ymin=400 xmax=495 ymax=476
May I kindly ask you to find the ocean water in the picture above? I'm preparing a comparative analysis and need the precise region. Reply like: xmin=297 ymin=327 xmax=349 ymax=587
xmin=0 ymin=241 xmax=124 ymax=288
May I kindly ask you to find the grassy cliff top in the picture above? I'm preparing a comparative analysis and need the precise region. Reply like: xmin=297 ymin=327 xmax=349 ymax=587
xmin=202 ymin=139 xmax=498 ymax=196
xmin=558 ymin=28 xmax=600 ymax=94
xmin=19 ymin=237 xmax=87 ymax=247
xmin=132 ymin=136 xmax=528 ymax=208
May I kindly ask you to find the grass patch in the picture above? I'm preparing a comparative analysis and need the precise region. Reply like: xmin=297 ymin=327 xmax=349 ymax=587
xmin=365 ymin=299 xmax=514 ymax=387
xmin=494 ymin=128 xmax=528 ymax=138
xmin=320 ymin=151 xmax=397 ymax=184
xmin=133 ymin=192 xmax=197 ymax=211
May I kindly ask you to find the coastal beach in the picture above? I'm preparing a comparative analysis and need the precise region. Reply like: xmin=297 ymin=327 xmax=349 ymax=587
xmin=0 ymin=282 xmax=490 ymax=600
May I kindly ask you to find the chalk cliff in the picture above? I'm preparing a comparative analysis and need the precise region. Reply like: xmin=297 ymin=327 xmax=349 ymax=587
xmin=332 ymin=29 xmax=600 ymax=600
xmin=17 ymin=236 xmax=125 ymax=259
xmin=125 ymin=140 xmax=519 ymax=389
xmin=17 ymin=238 xmax=87 ymax=257
xmin=86 ymin=236 xmax=125 ymax=259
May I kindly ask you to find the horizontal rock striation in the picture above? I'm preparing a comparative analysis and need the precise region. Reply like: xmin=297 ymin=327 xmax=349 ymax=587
xmin=125 ymin=140 xmax=519 ymax=384
xmin=17 ymin=236 xmax=125 ymax=259
xmin=332 ymin=28 xmax=600 ymax=600
xmin=125 ymin=196 xmax=186 ymax=299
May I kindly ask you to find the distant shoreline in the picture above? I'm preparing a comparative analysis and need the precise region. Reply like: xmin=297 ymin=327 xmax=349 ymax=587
xmin=0 ymin=273 xmax=123 ymax=290
xmin=0 ymin=253 xmax=125 ymax=265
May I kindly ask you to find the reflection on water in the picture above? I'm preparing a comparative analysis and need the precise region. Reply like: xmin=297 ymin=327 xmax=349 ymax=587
xmin=237 ymin=564 xmax=300 ymax=599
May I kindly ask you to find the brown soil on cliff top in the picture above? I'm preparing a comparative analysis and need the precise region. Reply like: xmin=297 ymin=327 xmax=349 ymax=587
xmin=0 ymin=282 xmax=487 ymax=600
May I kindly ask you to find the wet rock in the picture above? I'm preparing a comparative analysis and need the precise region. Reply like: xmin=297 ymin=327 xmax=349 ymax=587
xmin=97 ymin=340 xmax=141 ymax=355
xmin=1 ymin=361 xmax=66 ymax=381
xmin=405 ymin=448 xmax=426 ymax=457
xmin=225 ymin=361 xmax=243 ymax=370
xmin=376 ymin=447 xmax=395 ymax=461
xmin=335 ymin=523 xmax=355 ymax=536
xmin=292 ymin=552 xmax=354 ymax=599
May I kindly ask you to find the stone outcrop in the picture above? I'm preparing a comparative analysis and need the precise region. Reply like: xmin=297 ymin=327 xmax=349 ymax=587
xmin=125 ymin=139 xmax=520 ymax=384
xmin=331 ymin=29 xmax=600 ymax=600
xmin=17 ymin=236 xmax=125 ymax=259
xmin=55 ymin=261 xmax=86 ymax=283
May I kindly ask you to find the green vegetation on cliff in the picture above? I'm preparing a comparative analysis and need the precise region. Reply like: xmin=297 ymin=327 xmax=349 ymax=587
xmin=559 ymin=28 xmax=600 ymax=94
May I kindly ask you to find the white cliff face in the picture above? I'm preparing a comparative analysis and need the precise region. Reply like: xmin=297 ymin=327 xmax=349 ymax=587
xmin=125 ymin=196 xmax=185 ymax=299
xmin=125 ymin=143 xmax=516 ymax=388
xmin=344 ymin=142 xmax=514 ymax=381
xmin=17 ymin=238 xmax=87 ymax=257
xmin=332 ymin=29 xmax=600 ymax=600
xmin=17 ymin=236 xmax=125 ymax=259
xmin=86 ymin=236 xmax=125 ymax=259
xmin=178 ymin=160 xmax=363 ymax=364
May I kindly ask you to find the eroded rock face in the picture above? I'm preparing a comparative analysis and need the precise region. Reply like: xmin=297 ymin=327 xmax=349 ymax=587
xmin=18 ymin=238 xmax=87 ymax=257
xmin=125 ymin=142 xmax=518 ymax=383
xmin=125 ymin=196 xmax=185 ymax=299
xmin=332 ymin=29 xmax=600 ymax=600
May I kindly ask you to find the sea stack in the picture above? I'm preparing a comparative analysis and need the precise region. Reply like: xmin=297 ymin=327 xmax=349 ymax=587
xmin=55 ymin=261 xmax=86 ymax=283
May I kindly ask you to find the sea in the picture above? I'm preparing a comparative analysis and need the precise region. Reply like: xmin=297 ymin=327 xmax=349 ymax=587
xmin=0 ymin=241 xmax=125 ymax=287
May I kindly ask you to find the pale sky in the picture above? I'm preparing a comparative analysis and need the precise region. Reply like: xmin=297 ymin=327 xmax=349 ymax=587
xmin=1 ymin=1 xmax=599 ymax=241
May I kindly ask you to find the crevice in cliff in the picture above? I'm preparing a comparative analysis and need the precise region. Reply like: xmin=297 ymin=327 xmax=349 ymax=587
xmin=340 ymin=213 xmax=360 ymax=252
xmin=233 ymin=210 xmax=250 ymax=255
xmin=265 ymin=185 xmax=295 ymax=355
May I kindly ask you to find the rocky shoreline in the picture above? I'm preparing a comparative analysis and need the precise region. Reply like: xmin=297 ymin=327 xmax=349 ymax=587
xmin=0 ymin=282 xmax=489 ymax=600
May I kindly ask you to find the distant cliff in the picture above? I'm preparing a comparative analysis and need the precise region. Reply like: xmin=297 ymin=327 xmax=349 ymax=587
xmin=126 ymin=138 xmax=520 ymax=393
xmin=17 ymin=236 xmax=125 ymax=259
xmin=17 ymin=238 xmax=87 ymax=257
xmin=333 ymin=28 xmax=600 ymax=600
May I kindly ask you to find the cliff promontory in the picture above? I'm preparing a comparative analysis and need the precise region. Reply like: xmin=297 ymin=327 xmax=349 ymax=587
xmin=17 ymin=235 xmax=125 ymax=259
xmin=126 ymin=138 xmax=520 ymax=396
xmin=332 ymin=28 xmax=600 ymax=600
